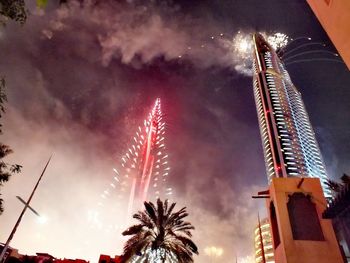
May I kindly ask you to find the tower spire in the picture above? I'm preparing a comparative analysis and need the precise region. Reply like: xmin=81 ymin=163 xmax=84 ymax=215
xmin=100 ymin=98 xmax=171 ymax=219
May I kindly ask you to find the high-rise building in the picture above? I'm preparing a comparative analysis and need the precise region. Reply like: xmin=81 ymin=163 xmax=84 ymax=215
xmin=252 ymin=34 xmax=344 ymax=263
xmin=252 ymin=33 xmax=331 ymax=198
xmin=254 ymin=217 xmax=275 ymax=263
xmin=105 ymin=98 xmax=172 ymax=215
xmin=93 ymin=98 xmax=172 ymax=233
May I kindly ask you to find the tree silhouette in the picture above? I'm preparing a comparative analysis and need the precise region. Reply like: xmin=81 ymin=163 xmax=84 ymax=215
xmin=122 ymin=199 xmax=198 ymax=263
xmin=325 ymin=173 xmax=350 ymax=195
xmin=0 ymin=78 xmax=22 ymax=214
xmin=0 ymin=0 xmax=27 ymax=25
xmin=0 ymin=0 xmax=26 ymax=212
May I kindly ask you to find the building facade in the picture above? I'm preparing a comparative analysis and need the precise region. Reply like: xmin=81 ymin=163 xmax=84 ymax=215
xmin=306 ymin=0 xmax=350 ymax=70
xmin=252 ymin=33 xmax=331 ymax=198
xmin=254 ymin=217 xmax=275 ymax=263
xmin=264 ymin=177 xmax=343 ymax=263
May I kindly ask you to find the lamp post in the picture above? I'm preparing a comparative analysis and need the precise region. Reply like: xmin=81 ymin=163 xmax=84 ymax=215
xmin=0 ymin=157 xmax=51 ymax=263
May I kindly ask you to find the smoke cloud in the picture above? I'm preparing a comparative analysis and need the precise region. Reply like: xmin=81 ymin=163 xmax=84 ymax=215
xmin=39 ymin=0 xmax=254 ymax=72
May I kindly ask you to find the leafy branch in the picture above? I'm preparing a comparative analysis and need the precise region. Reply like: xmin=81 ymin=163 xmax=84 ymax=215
xmin=0 ymin=78 xmax=22 ymax=214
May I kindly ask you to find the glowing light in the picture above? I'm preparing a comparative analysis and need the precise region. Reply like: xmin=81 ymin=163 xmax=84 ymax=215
xmin=238 ymin=255 xmax=255 ymax=263
xmin=220 ymin=31 xmax=289 ymax=75
xmin=204 ymin=246 xmax=224 ymax=257
xmin=238 ymin=39 xmax=249 ymax=53
xmin=37 ymin=215 xmax=48 ymax=224
xmin=267 ymin=32 xmax=289 ymax=50
xmin=97 ymin=98 xmax=172 ymax=226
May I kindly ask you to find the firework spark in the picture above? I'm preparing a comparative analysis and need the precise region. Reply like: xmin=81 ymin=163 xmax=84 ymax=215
xmin=219 ymin=31 xmax=289 ymax=75
xmin=95 ymin=98 xmax=171 ymax=227
xmin=266 ymin=32 xmax=289 ymax=50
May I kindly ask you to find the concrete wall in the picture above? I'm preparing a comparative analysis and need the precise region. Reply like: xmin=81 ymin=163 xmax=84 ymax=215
xmin=307 ymin=0 xmax=350 ymax=70
xmin=267 ymin=177 xmax=344 ymax=263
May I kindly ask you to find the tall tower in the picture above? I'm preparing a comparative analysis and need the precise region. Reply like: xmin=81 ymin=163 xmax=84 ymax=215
xmin=252 ymin=33 xmax=331 ymax=198
xmin=101 ymin=98 xmax=172 ymax=217
xmin=252 ymin=34 xmax=343 ymax=263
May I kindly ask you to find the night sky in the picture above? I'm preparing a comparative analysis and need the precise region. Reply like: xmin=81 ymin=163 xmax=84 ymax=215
xmin=0 ymin=0 xmax=349 ymax=262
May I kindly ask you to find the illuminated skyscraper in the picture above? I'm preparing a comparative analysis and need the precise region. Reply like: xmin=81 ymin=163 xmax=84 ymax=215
xmin=252 ymin=33 xmax=331 ymax=198
xmin=100 ymin=98 xmax=171 ymax=216
xmin=254 ymin=217 xmax=274 ymax=263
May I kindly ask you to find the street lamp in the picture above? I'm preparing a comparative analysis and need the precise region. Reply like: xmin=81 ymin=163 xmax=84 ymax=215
xmin=0 ymin=157 xmax=51 ymax=263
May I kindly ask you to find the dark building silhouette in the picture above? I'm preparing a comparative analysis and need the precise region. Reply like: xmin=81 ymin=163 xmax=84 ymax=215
xmin=324 ymin=181 xmax=350 ymax=262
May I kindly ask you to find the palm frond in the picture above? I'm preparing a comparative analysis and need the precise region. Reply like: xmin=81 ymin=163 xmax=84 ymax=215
xmin=157 ymin=198 xmax=164 ymax=227
xmin=176 ymin=235 xmax=199 ymax=254
xmin=123 ymin=199 xmax=197 ymax=262
xmin=133 ymin=211 xmax=154 ymax=229
xmin=123 ymin=232 xmax=152 ymax=261
xmin=165 ymin=202 xmax=176 ymax=219
xmin=122 ymin=224 xmax=144 ymax=236
xmin=164 ymin=199 xmax=169 ymax=215
xmin=325 ymin=179 xmax=342 ymax=192
xmin=341 ymin=173 xmax=350 ymax=185
xmin=144 ymin=201 xmax=157 ymax=225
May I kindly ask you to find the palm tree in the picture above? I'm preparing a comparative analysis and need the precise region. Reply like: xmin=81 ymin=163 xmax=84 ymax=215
xmin=121 ymin=199 xmax=198 ymax=263
xmin=325 ymin=173 xmax=350 ymax=195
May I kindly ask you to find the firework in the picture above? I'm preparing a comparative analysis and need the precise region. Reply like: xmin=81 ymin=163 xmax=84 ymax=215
xmin=233 ymin=31 xmax=288 ymax=57
xmin=219 ymin=31 xmax=289 ymax=75
xmin=266 ymin=32 xmax=289 ymax=50
xmin=98 ymin=98 xmax=171 ymax=221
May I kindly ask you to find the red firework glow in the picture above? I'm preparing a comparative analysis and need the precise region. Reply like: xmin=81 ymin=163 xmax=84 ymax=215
xmin=99 ymin=98 xmax=171 ymax=220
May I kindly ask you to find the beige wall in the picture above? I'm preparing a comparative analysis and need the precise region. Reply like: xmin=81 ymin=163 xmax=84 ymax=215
xmin=307 ymin=0 xmax=350 ymax=70
xmin=266 ymin=177 xmax=343 ymax=263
